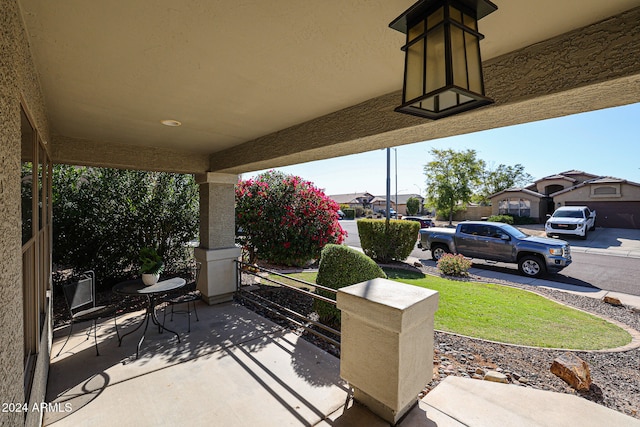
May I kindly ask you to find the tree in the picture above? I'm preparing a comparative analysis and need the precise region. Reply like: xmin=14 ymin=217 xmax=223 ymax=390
xmin=477 ymin=163 xmax=534 ymax=204
xmin=424 ymin=149 xmax=485 ymax=225
xmin=235 ymin=171 xmax=346 ymax=266
xmin=405 ymin=196 xmax=421 ymax=215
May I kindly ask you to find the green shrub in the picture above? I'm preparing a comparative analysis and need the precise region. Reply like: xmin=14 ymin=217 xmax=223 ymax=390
xmin=52 ymin=166 xmax=198 ymax=288
xmin=487 ymin=214 xmax=514 ymax=224
xmin=437 ymin=253 xmax=472 ymax=276
xmin=357 ymin=219 xmax=420 ymax=263
xmin=488 ymin=214 xmax=538 ymax=225
xmin=353 ymin=206 xmax=365 ymax=218
xmin=512 ymin=215 xmax=538 ymax=225
xmin=406 ymin=197 xmax=421 ymax=215
xmin=343 ymin=208 xmax=356 ymax=220
xmin=314 ymin=244 xmax=386 ymax=327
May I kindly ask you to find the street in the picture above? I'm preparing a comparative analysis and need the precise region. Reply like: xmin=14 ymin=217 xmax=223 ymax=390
xmin=338 ymin=220 xmax=640 ymax=297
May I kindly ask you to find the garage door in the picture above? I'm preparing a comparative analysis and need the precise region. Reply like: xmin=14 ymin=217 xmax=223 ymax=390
xmin=566 ymin=201 xmax=640 ymax=229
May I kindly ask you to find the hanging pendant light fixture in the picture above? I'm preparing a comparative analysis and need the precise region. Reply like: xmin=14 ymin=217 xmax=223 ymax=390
xmin=390 ymin=0 xmax=497 ymax=120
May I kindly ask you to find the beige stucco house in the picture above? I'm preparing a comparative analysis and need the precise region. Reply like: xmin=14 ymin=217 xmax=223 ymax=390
xmin=552 ymin=176 xmax=640 ymax=229
xmin=329 ymin=192 xmax=375 ymax=210
xmin=330 ymin=193 xmax=425 ymax=215
xmin=2 ymin=1 xmax=640 ymax=425
xmin=376 ymin=193 xmax=425 ymax=216
xmin=489 ymin=170 xmax=640 ymax=228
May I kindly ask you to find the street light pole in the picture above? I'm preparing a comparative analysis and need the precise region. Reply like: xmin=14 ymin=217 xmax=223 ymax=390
xmin=394 ymin=148 xmax=398 ymax=217
xmin=386 ymin=148 xmax=391 ymax=221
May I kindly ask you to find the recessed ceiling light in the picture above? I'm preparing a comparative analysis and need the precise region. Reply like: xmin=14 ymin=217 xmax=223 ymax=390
xmin=160 ymin=119 xmax=182 ymax=127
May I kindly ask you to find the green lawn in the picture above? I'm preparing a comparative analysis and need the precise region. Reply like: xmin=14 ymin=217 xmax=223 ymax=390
xmin=282 ymin=269 xmax=631 ymax=350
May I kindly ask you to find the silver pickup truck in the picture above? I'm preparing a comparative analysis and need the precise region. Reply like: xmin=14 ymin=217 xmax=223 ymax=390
xmin=417 ymin=221 xmax=571 ymax=277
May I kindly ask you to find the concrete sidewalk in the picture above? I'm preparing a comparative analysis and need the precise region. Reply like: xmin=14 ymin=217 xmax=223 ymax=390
xmin=320 ymin=375 xmax=640 ymax=426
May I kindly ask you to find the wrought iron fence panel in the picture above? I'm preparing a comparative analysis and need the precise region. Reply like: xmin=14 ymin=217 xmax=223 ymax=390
xmin=235 ymin=261 xmax=340 ymax=350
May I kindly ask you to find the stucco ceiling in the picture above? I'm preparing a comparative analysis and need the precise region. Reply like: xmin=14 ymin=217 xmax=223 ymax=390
xmin=18 ymin=0 xmax=640 ymax=160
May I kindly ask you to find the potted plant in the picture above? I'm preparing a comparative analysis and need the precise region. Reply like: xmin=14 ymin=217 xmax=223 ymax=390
xmin=139 ymin=247 xmax=164 ymax=286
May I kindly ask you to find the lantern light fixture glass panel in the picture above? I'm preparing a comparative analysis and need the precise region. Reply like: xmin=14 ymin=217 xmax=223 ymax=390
xmin=390 ymin=0 xmax=497 ymax=119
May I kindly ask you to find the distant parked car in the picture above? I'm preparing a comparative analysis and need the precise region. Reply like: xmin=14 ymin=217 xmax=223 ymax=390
xmin=545 ymin=206 xmax=596 ymax=240
xmin=337 ymin=210 xmax=345 ymax=220
xmin=403 ymin=216 xmax=435 ymax=228
xmin=376 ymin=209 xmax=398 ymax=218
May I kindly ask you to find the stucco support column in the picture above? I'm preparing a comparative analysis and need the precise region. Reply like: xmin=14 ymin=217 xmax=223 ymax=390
xmin=337 ymin=278 xmax=439 ymax=425
xmin=194 ymin=172 xmax=241 ymax=305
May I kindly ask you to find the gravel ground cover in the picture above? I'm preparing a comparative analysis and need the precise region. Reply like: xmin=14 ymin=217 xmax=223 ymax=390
xmin=430 ymin=264 xmax=640 ymax=419
xmin=239 ymin=264 xmax=640 ymax=420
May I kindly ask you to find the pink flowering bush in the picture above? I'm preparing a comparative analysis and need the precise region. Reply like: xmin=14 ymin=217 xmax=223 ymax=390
xmin=236 ymin=170 xmax=346 ymax=266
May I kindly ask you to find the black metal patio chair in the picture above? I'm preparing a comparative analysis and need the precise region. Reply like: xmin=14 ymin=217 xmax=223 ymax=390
xmin=162 ymin=262 xmax=202 ymax=332
xmin=56 ymin=271 xmax=120 ymax=357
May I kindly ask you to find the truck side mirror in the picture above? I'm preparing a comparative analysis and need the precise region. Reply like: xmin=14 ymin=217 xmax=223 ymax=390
xmin=500 ymin=234 xmax=510 ymax=241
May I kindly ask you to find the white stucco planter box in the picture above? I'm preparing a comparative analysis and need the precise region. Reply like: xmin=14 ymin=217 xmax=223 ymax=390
xmin=194 ymin=246 xmax=241 ymax=305
xmin=337 ymin=278 xmax=439 ymax=425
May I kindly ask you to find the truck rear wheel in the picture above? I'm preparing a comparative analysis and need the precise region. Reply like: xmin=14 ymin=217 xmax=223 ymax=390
xmin=431 ymin=244 xmax=450 ymax=261
xmin=518 ymin=255 xmax=546 ymax=278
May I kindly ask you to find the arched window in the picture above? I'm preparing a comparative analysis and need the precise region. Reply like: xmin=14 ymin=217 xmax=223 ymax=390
xmin=593 ymin=186 xmax=616 ymax=195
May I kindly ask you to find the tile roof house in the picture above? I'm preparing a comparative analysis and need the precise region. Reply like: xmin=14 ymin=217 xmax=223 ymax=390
xmin=372 ymin=193 xmax=425 ymax=215
xmin=329 ymin=192 xmax=375 ymax=208
xmin=489 ymin=170 xmax=640 ymax=228
xmin=329 ymin=193 xmax=425 ymax=216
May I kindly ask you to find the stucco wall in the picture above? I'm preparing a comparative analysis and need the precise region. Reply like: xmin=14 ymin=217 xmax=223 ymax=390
xmin=0 ymin=1 xmax=26 ymax=420
xmin=535 ymin=178 xmax=573 ymax=195
xmin=490 ymin=194 xmax=545 ymax=222
xmin=209 ymin=8 xmax=640 ymax=174
xmin=0 ymin=90 xmax=24 ymax=427
xmin=1 ymin=0 xmax=52 ymax=424
xmin=452 ymin=206 xmax=493 ymax=221
xmin=554 ymin=183 xmax=640 ymax=204
xmin=52 ymin=135 xmax=210 ymax=174
xmin=197 ymin=173 xmax=238 ymax=249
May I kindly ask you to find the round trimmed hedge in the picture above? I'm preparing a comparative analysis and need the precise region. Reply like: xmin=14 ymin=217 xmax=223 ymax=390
xmin=314 ymin=244 xmax=386 ymax=327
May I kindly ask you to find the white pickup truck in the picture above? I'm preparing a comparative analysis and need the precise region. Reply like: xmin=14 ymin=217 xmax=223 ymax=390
xmin=545 ymin=206 xmax=596 ymax=240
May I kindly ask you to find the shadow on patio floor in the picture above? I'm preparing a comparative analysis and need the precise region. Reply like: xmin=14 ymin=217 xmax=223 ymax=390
xmin=46 ymin=300 xmax=640 ymax=427
xmin=45 ymin=302 xmax=350 ymax=426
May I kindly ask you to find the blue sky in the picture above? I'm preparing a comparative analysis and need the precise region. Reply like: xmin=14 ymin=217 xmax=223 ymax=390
xmin=246 ymin=102 xmax=640 ymax=197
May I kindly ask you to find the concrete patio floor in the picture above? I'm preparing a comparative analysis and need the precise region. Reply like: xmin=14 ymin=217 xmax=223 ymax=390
xmin=46 ymin=302 xmax=349 ymax=426
xmin=45 ymin=301 xmax=640 ymax=427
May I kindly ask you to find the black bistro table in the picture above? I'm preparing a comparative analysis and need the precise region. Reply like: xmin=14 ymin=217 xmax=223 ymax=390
xmin=113 ymin=277 xmax=186 ymax=358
